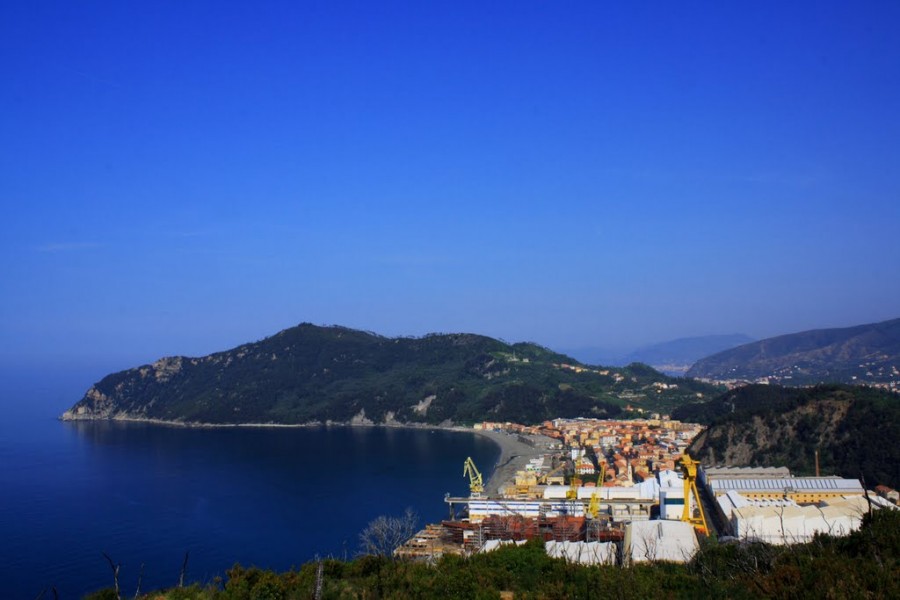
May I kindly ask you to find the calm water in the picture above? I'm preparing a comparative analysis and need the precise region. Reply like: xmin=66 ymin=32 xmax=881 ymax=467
xmin=0 ymin=370 xmax=499 ymax=598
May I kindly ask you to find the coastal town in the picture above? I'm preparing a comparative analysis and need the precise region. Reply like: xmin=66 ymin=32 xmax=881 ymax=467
xmin=396 ymin=416 xmax=899 ymax=564
xmin=478 ymin=415 xmax=704 ymax=487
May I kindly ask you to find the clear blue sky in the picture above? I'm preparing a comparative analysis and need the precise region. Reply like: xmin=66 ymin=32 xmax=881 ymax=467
xmin=2 ymin=1 xmax=899 ymax=374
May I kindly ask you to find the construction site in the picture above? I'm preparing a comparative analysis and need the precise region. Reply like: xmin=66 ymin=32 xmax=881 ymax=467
xmin=395 ymin=452 xmax=711 ymax=564
xmin=394 ymin=430 xmax=891 ymax=564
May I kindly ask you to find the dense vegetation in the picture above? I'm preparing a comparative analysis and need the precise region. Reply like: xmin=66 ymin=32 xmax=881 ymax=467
xmin=674 ymin=384 xmax=900 ymax=488
xmin=686 ymin=316 xmax=900 ymax=385
xmin=84 ymin=509 xmax=900 ymax=599
xmin=64 ymin=324 xmax=716 ymax=425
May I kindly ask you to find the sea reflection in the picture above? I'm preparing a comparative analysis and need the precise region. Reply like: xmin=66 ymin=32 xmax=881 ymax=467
xmin=3 ymin=420 xmax=498 ymax=597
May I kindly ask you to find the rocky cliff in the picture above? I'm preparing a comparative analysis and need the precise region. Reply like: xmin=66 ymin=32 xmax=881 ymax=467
xmin=677 ymin=384 xmax=900 ymax=488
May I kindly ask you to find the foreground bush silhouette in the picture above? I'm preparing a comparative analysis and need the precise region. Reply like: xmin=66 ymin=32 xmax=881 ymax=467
xmin=83 ymin=509 xmax=899 ymax=599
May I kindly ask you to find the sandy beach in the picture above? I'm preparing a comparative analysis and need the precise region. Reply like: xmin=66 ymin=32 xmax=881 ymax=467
xmin=460 ymin=428 xmax=554 ymax=495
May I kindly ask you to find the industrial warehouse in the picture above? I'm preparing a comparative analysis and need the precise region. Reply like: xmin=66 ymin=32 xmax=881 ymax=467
xmin=395 ymin=419 xmax=897 ymax=563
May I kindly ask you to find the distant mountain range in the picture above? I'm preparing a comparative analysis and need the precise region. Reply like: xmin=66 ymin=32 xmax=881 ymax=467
xmin=560 ymin=334 xmax=754 ymax=374
xmin=557 ymin=346 xmax=630 ymax=368
xmin=674 ymin=384 xmax=900 ymax=489
xmin=622 ymin=334 xmax=755 ymax=375
xmin=686 ymin=317 xmax=900 ymax=386
xmin=62 ymin=324 xmax=718 ymax=426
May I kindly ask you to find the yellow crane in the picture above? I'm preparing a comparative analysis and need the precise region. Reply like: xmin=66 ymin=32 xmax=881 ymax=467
xmin=587 ymin=464 xmax=607 ymax=519
xmin=463 ymin=456 xmax=484 ymax=497
xmin=679 ymin=454 xmax=709 ymax=535
xmin=587 ymin=492 xmax=600 ymax=519
xmin=566 ymin=475 xmax=582 ymax=500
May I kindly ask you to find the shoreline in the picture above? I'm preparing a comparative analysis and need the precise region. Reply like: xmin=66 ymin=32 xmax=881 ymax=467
xmin=59 ymin=415 xmax=547 ymax=496
xmin=463 ymin=429 xmax=551 ymax=495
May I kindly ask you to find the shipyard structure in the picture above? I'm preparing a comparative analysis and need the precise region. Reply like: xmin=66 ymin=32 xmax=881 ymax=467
xmin=396 ymin=418 xmax=896 ymax=564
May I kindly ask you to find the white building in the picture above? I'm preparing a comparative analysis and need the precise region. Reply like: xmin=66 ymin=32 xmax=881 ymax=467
xmin=657 ymin=469 xmax=685 ymax=521
xmin=718 ymin=492 xmax=885 ymax=545
xmin=546 ymin=540 xmax=616 ymax=565
xmin=623 ymin=520 xmax=699 ymax=563
xmin=479 ymin=539 xmax=527 ymax=553
xmin=706 ymin=477 xmax=864 ymax=504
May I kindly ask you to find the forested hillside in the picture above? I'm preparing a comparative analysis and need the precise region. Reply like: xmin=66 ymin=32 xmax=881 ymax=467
xmin=686 ymin=317 xmax=900 ymax=385
xmin=63 ymin=324 xmax=716 ymax=426
xmin=674 ymin=384 xmax=900 ymax=488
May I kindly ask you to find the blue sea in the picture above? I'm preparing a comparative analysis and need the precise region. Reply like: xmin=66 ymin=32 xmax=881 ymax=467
xmin=0 ymin=368 xmax=499 ymax=598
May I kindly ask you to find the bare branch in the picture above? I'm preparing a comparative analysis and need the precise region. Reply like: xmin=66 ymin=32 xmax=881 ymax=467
xmin=178 ymin=551 xmax=190 ymax=588
xmin=358 ymin=508 xmax=419 ymax=558
xmin=102 ymin=553 xmax=121 ymax=600
xmin=861 ymin=473 xmax=873 ymax=520
xmin=314 ymin=558 xmax=324 ymax=600
xmin=134 ymin=563 xmax=144 ymax=600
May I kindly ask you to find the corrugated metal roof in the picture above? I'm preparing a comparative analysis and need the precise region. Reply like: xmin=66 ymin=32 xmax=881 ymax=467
xmin=706 ymin=466 xmax=790 ymax=473
xmin=710 ymin=478 xmax=863 ymax=493
xmin=704 ymin=466 xmax=791 ymax=478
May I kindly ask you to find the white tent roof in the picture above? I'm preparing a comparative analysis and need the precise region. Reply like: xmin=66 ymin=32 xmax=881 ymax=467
xmin=546 ymin=540 xmax=616 ymax=565
xmin=626 ymin=520 xmax=699 ymax=563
